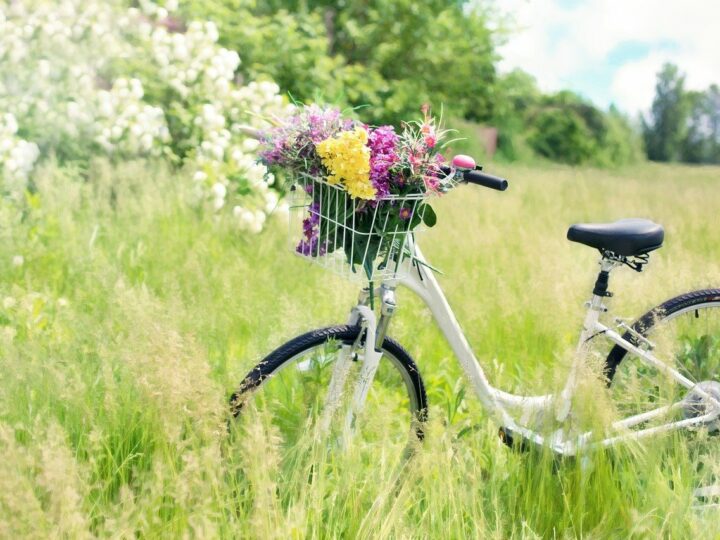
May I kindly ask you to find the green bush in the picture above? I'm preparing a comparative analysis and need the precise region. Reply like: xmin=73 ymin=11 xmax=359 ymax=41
xmin=528 ymin=107 xmax=596 ymax=165
xmin=526 ymin=92 xmax=642 ymax=167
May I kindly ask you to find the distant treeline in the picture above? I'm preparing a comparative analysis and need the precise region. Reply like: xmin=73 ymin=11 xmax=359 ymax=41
xmin=179 ymin=0 xmax=643 ymax=166
xmin=643 ymin=63 xmax=720 ymax=165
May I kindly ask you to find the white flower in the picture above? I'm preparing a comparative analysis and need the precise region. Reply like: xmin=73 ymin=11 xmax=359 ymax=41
xmin=129 ymin=78 xmax=144 ymax=99
xmin=236 ymin=208 xmax=254 ymax=230
xmin=38 ymin=59 xmax=51 ymax=77
xmin=211 ymin=182 xmax=226 ymax=200
xmin=204 ymin=21 xmax=219 ymax=42
xmin=264 ymin=191 xmax=278 ymax=213
xmin=140 ymin=133 xmax=154 ymax=151
xmin=2 ymin=113 xmax=18 ymax=135
xmin=211 ymin=144 xmax=225 ymax=161
xmin=12 ymin=255 xmax=24 ymax=267
xmin=241 ymin=138 xmax=259 ymax=152
xmin=5 ymin=157 xmax=17 ymax=172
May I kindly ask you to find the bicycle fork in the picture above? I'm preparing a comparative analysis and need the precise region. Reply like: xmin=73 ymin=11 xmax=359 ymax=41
xmin=318 ymin=286 xmax=396 ymax=438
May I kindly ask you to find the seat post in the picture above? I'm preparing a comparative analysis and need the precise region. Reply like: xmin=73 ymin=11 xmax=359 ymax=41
xmin=589 ymin=256 xmax=619 ymax=310
xmin=592 ymin=269 xmax=611 ymax=297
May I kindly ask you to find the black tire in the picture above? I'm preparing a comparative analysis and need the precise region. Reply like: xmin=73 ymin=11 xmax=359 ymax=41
xmin=230 ymin=325 xmax=428 ymax=440
xmin=604 ymin=288 xmax=720 ymax=383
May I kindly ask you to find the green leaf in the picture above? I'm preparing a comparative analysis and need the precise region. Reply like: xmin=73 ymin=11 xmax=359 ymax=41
xmin=422 ymin=205 xmax=437 ymax=228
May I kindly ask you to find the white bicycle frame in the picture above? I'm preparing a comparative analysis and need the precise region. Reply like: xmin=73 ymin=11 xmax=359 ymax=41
xmin=331 ymin=237 xmax=720 ymax=456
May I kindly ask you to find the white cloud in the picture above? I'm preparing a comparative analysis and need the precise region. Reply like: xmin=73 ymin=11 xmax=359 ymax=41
xmin=495 ymin=0 xmax=720 ymax=113
xmin=610 ymin=54 xmax=662 ymax=114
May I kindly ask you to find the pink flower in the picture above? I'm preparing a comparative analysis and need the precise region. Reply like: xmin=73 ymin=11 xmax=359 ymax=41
xmin=423 ymin=175 xmax=440 ymax=193
xmin=424 ymin=134 xmax=437 ymax=148
xmin=408 ymin=152 xmax=421 ymax=171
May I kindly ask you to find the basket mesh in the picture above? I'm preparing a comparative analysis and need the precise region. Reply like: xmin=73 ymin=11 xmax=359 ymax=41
xmin=289 ymin=174 xmax=427 ymax=281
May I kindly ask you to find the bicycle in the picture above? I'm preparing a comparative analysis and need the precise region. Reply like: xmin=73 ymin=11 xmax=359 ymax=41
xmin=230 ymin=154 xmax=720 ymax=469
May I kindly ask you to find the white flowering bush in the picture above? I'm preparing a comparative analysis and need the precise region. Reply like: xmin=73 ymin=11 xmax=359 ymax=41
xmin=0 ymin=114 xmax=40 ymax=199
xmin=0 ymin=0 xmax=289 ymax=233
xmin=95 ymin=79 xmax=170 ymax=157
xmin=0 ymin=1 xmax=136 ymax=153
xmin=146 ymin=21 xmax=290 ymax=231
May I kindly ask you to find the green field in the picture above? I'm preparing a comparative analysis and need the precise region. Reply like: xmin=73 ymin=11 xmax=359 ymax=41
xmin=2 ymin=160 xmax=720 ymax=537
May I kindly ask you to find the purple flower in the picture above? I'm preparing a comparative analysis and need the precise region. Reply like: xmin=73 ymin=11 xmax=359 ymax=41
xmin=296 ymin=202 xmax=326 ymax=256
xmin=296 ymin=236 xmax=327 ymax=257
xmin=399 ymin=207 xmax=412 ymax=220
xmin=367 ymin=125 xmax=399 ymax=199
xmin=258 ymin=105 xmax=354 ymax=172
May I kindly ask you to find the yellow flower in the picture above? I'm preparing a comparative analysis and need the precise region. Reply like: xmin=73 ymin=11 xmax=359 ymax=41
xmin=315 ymin=127 xmax=375 ymax=200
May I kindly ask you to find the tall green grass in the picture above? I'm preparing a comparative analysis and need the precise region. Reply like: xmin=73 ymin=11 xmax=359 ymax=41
xmin=1 ymin=158 xmax=719 ymax=537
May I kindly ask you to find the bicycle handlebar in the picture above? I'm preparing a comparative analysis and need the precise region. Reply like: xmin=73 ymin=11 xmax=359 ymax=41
xmin=439 ymin=165 xmax=509 ymax=192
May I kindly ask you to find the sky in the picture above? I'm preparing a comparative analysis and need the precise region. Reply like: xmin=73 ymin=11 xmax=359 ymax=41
xmin=494 ymin=0 xmax=720 ymax=115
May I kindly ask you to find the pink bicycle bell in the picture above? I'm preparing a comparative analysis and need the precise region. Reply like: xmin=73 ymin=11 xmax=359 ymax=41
xmin=452 ymin=154 xmax=476 ymax=170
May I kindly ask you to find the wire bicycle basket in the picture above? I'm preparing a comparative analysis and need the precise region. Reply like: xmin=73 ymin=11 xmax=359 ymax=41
xmin=289 ymin=173 xmax=428 ymax=282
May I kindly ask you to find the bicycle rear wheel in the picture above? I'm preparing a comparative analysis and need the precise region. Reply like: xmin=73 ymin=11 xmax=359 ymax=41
xmin=605 ymin=289 xmax=720 ymax=489
xmin=230 ymin=325 xmax=427 ymax=451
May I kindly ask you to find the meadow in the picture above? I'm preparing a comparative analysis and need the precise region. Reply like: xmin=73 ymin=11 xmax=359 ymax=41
xmin=1 ymin=159 xmax=720 ymax=538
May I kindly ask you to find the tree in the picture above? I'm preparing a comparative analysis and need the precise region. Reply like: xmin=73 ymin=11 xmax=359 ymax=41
xmin=490 ymin=69 xmax=540 ymax=160
xmin=681 ymin=90 xmax=712 ymax=163
xmin=601 ymin=106 xmax=645 ymax=166
xmin=681 ymin=84 xmax=720 ymax=164
xmin=642 ymin=63 xmax=689 ymax=162
xmin=708 ymin=84 xmax=720 ymax=162
xmin=179 ymin=0 xmax=643 ymax=167
xmin=180 ymin=0 xmax=498 ymax=126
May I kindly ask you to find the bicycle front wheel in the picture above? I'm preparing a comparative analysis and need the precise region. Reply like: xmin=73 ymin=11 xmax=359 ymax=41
xmin=230 ymin=325 xmax=427 ymax=452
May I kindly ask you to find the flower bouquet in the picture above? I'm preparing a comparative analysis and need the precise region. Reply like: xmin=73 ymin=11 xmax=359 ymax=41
xmin=259 ymin=104 xmax=455 ymax=280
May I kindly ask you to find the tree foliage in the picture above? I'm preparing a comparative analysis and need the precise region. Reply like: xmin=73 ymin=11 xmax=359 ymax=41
xmin=180 ymin=0 xmax=643 ymax=167
xmin=681 ymin=85 xmax=720 ymax=164
xmin=643 ymin=63 xmax=720 ymax=164
xmin=642 ymin=63 xmax=688 ymax=162
xmin=181 ymin=0 xmax=497 ymax=126
xmin=499 ymin=81 xmax=642 ymax=166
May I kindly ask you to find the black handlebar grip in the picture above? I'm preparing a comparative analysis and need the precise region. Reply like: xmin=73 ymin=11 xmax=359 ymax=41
xmin=438 ymin=165 xmax=509 ymax=191
xmin=464 ymin=169 xmax=509 ymax=191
